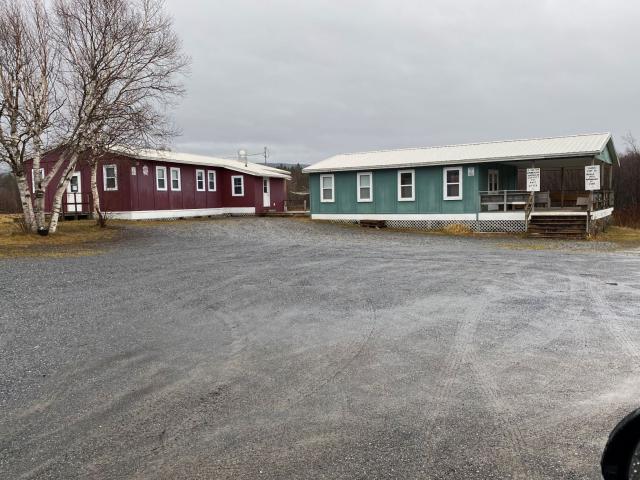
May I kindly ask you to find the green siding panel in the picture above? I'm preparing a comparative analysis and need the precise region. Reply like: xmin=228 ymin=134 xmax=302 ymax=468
xmin=374 ymin=170 xmax=397 ymax=213
xmin=310 ymin=165 xmax=484 ymax=214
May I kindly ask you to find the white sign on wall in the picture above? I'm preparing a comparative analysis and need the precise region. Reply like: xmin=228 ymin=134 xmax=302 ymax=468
xmin=526 ymin=168 xmax=540 ymax=192
xmin=585 ymin=165 xmax=600 ymax=191
xmin=467 ymin=167 xmax=475 ymax=176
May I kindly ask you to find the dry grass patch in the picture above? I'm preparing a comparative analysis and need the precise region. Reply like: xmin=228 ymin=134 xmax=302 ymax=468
xmin=596 ymin=226 xmax=640 ymax=249
xmin=0 ymin=215 xmax=120 ymax=258
xmin=441 ymin=223 xmax=474 ymax=236
xmin=109 ymin=216 xmax=221 ymax=228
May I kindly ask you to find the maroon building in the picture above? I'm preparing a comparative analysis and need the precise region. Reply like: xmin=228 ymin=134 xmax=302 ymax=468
xmin=27 ymin=149 xmax=291 ymax=219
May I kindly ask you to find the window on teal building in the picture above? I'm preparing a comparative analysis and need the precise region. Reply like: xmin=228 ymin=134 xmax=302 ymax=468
xmin=443 ymin=167 xmax=463 ymax=200
xmin=357 ymin=172 xmax=372 ymax=202
xmin=397 ymin=170 xmax=415 ymax=201
xmin=320 ymin=174 xmax=334 ymax=202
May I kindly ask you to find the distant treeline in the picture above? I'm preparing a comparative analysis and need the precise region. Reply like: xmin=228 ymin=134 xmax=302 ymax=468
xmin=271 ymin=163 xmax=309 ymax=210
xmin=0 ymin=173 xmax=20 ymax=213
xmin=613 ymin=150 xmax=640 ymax=227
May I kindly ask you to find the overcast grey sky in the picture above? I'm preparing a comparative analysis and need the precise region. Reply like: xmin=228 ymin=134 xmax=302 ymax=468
xmin=164 ymin=0 xmax=640 ymax=164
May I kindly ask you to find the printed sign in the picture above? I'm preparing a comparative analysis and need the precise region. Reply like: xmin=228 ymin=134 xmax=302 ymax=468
xmin=526 ymin=168 xmax=540 ymax=192
xmin=467 ymin=167 xmax=475 ymax=177
xmin=585 ymin=165 xmax=600 ymax=191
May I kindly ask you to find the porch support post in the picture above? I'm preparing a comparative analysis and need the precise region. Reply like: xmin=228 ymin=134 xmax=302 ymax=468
xmin=608 ymin=164 xmax=614 ymax=208
xmin=531 ymin=160 xmax=536 ymax=211
xmin=588 ymin=158 xmax=595 ymax=214
xmin=560 ymin=167 xmax=565 ymax=207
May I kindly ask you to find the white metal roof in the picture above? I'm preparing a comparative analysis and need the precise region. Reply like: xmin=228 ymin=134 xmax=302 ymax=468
xmin=117 ymin=148 xmax=291 ymax=179
xmin=303 ymin=133 xmax=613 ymax=173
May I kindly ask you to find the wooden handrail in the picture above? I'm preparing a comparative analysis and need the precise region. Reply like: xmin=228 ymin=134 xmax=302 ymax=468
xmin=524 ymin=192 xmax=534 ymax=230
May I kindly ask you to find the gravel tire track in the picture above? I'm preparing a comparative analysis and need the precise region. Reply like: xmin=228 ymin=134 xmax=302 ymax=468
xmin=586 ymin=277 xmax=640 ymax=363
xmin=420 ymin=293 xmax=488 ymax=456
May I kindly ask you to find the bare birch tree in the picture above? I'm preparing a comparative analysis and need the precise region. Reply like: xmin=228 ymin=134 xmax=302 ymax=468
xmin=0 ymin=0 xmax=186 ymax=233
xmin=0 ymin=0 xmax=59 ymax=232
xmin=51 ymin=0 xmax=188 ymax=230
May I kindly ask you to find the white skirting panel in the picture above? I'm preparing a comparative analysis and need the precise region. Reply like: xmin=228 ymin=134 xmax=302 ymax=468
xmin=109 ymin=207 xmax=255 ymax=220
xmin=312 ymin=212 xmax=526 ymax=221
xmin=478 ymin=212 xmax=525 ymax=220
xmin=312 ymin=213 xmax=478 ymax=221
xmin=311 ymin=213 xmax=527 ymax=232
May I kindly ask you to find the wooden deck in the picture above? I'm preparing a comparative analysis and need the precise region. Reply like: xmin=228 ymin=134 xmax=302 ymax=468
xmin=480 ymin=190 xmax=614 ymax=213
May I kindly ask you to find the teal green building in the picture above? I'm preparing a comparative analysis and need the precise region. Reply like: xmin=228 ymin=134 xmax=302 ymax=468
xmin=303 ymin=133 xmax=619 ymax=233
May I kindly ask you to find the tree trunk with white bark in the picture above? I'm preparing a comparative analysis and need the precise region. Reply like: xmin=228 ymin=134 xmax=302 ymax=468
xmin=32 ymin=137 xmax=47 ymax=231
xmin=47 ymin=154 xmax=77 ymax=233
xmin=15 ymin=168 xmax=36 ymax=229
xmin=90 ymin=160 xmax=100 ymax=219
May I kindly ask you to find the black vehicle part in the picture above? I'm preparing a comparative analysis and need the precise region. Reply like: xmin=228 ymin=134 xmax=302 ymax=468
xmin=602 ymin=408 xmax=640 ymax=480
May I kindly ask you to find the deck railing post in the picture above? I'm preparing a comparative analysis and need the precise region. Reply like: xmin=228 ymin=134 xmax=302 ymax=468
xmin=503 ymin=190 xmax=507 ymax=211
xmin=531 ymin=191 xmax=534 ymax=213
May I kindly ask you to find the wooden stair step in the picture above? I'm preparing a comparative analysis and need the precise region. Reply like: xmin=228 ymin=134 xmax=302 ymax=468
xmin=360 ymin=220 xmax=386 ymax=228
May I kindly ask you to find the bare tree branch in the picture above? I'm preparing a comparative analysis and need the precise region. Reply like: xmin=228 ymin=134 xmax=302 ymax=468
xmin=0 ymin=0 xmax=60 ymax=231
xmin=49 ymin=0 xmax=188 ymax=229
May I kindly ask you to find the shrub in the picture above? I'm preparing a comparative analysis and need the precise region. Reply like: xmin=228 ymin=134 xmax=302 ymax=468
xmin=613 ymin=209 xmax=640 ymax=229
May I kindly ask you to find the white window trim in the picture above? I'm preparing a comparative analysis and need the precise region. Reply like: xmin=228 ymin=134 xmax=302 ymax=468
xmin=31 ymin=167 xmax=45 ymax=193
xmin=103 ymin=164 xmax=118 ymax=191
xmin=231 ymin=175 xmax=244 ymax=197
xmin=320 ymin=174 xmax=334 ymax=203
xmin=207 ymin=170 xmax=217 ymax=191
xmin=397 ymin=169 xmax=415 ymax=202
xmin=443 ymin=166 xmax=463 ymax=200
xmin=170 ymin=167 xmax=181 ymax=191
xmin=156 ymin=166 xmax=167 ymax=191
xmin=357 ymin=172 xmax=373 ymax=202
xmin=195 ymin=169 xmax=205 ymax=192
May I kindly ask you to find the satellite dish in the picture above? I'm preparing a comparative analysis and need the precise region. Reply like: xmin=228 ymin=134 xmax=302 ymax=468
xmin=238 ymin=149 xmax=248 ymax=166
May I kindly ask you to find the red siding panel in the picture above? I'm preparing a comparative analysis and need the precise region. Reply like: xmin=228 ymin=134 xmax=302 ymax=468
xmin=25 ymin=151 xmax=288 ymax=214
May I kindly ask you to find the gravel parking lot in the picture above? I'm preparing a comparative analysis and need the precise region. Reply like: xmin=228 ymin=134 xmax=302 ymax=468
xmin=2 ymin=217 xmax=640 ymax=479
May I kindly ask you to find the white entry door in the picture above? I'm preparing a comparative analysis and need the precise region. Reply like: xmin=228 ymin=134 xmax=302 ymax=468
xmin=66 ymin=172 xmax=82 ymax=212
xmin=262 ymin=177 xmax=270 ymax=208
